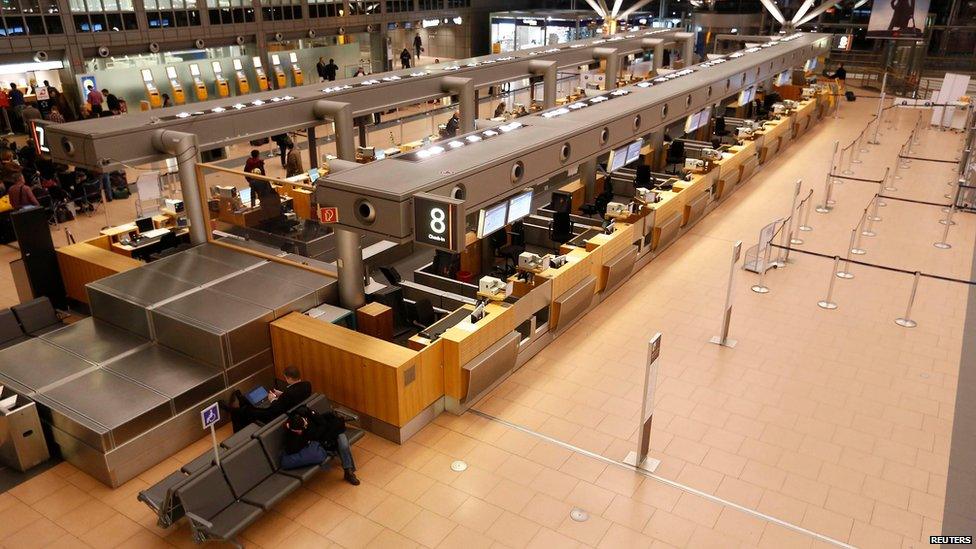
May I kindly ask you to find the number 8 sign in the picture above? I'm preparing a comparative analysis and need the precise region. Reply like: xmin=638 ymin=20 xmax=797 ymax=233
xmin=413 ymin=192 xmax=465 ymax=252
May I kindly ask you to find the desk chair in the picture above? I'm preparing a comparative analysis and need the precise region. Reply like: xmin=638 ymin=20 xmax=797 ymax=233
xmin=497 ymin=221 xmax=526 ymax=274
xmin=549 ymin=212 xmax=572 ymax=244
xmin=409 ymin=299 xmax=437 ymax=329
xmin=665 ymin=140 xmax=685 ymax=174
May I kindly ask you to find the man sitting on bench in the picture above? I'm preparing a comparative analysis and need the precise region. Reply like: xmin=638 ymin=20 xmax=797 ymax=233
xmin=225 ymin=365 xmax=312 ymax=431
xmin=282 ymin=406 xmax=360 ymax=485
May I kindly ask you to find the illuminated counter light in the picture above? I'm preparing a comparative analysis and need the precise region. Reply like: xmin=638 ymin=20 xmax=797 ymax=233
xmin=155 ymin=94 xmax=298 ymax=121
xmin=400 ymin=123 xmax=527 ymax=162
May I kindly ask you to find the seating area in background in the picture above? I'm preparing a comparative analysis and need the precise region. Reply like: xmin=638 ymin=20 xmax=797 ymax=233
xmin=138 ymin=393 xmax=364 ymax=546
xmin=0 ymin=296 xmax=63 ymax=349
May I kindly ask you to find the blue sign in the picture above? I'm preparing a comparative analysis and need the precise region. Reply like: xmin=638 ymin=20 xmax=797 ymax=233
xmin=201 ymin=402 xmax=220 ymax=429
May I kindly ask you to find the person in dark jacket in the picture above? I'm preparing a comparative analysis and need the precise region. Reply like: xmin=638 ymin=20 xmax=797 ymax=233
xmin=103 ymin=89 xmax=121 ymax=114
xmin=443 ymin=111 xmax=459 ymax=138
xmin=227 ymin=365 xmax=312 ymax=431
xmin=830 ymin=64 xmax=847 ymax=81
xmin=400 ymin=48 xmax=412 ymax=69
xmin=243 ymin=149 xmax=268 ymax=207
xmin=283 ymin=406 xmax=360 ymax=485
xmin=6 ymin=171 xmax=38 ymax=209
xmin=272 ymin=133 xmax=292 ymax=168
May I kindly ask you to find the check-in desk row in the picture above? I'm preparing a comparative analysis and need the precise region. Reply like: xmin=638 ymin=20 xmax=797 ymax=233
xmin=263 ymin=91 xmax=835 ymax=443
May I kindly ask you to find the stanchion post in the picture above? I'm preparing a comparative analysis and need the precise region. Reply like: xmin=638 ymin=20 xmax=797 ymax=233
xmin=818 ymin=256 xmax=841 ymax=309
xmin=842 ymin=144 xmax=854 ymax=174
xmin=709 ymin=240 xmax=741 ymax=348
xmin=783 ymin=180 xmax=801 ymax=251
xmin=851 ymin=208 xmax=867 ymax=255
xmin=751 ymin=241 xmax=772 ymax=294
xmin=895 ymin=272 xmax=921 ymax=327
xmin=818 ymin=141 xmax=839 ymax=213
xmin=935 ymin=196 xmax=956 ymax=249
xmin=858 ymin=131 xmax=869 ymax=154
xmin=837 ymin=229 xmax=856 ymax=279
xmin=881 ymin=165 xmax=895 ymax=192
xmin=800 ymin=192 xmax=814 ymax=231
xmin=869 ymin=72 xmax=888 ymax=144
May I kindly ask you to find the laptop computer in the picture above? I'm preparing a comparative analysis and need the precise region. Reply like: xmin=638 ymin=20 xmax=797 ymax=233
xmin=245 ymin=385 xmax=271 ymax=408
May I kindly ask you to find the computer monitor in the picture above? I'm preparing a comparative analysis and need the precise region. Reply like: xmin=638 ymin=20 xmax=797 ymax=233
xmin=507 ymin=190 xmax=533 ymax=224
xmin=550 ymin=191 xmax=572 ymax=214
xmin=776 ymin=71 xmax=791 ymax=86
xmin=308 ymin=168 xmax=320 ymax=183
xmin=684 ymin=113 xmax=698 ymax=133
xmin=804 ymin=58 xmax=817 ymax=71
xmin=607 ymin=145 xmax=628 ymax=173
xmin=625 ymin=139 xmax=643 ymax=165
xmin=478 ymin=202 xmax=508 ymax=238
xmin=738 ymin=86 xmax=754 ymax=105
xmin=238 ymin=187 xmax=252 ymax=205
xmin=135 ymin=217 xmax=154 ymax=233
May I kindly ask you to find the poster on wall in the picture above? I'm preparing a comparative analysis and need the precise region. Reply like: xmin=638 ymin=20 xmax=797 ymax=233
xmin=867 ymin=0 xmax=930 ymax=39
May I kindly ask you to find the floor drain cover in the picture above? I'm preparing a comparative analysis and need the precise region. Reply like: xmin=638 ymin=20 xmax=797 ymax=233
xmin=920 ymin=372 xmax=931 ymax=379
xmin=570 ymin=508 xmax=589 ymax=522
xmin=451 ymin=460 xmax=468 ymax=472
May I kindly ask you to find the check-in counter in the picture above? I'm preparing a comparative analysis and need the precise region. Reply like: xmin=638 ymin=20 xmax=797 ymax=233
xmin=645 ymin=189 xmax=683 ymax=251
xmin=56 ymin=236 xmax=143 ymax=304
xmin=671 ymin=171 xmax=714 ymax=226
xmin=792 ymin=98 xmax=817 ymax=138
xmin=270 ymin=312 xmax=444 ymax=441
xmin=756 ymin=115 xmax=791 ymax=164
xmin=714 ymin=140 xmax=759 ymax=199
xmin=583 ymin=224 xmax=638 ymax=295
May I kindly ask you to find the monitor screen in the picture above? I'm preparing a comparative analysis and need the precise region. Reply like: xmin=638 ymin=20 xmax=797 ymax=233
xmin=478 ymin=202 xmax=508 ymax=238
xmin=212 ymin=61 xmax=223 ymax=74
xmin=233 ymin=58 xmax=243 ymax=71
xmin=625 ymin=139 xmax=643 ymax=165
xmin=507 ymin=190 xmax=533 ymax=223
xmin=738 ymin=86 xmax=754 ymax=105
xmin=166 ymin=66 xmax=178 ymax=79
xmin=189 ymin=64 xmax=200 ymax=77
xmin=238 ymin=187 xmax=252 ymax=205
xmin=252 ymin=56 xmax=263 ymax=68
xmin=289 ymin=52 xmax=298 ymax=63
xmin=698 ymin=106 xmax=712 ymax=130
xmin=804 ymin=58 xmax=817 ymax=71
xmin=684 ymin=113 xmax=698 ymax=133
xmin=271 ymin=54 xmax=281 ymax=65
xmin=607 ymin=146 xmax=628 ymax=172
xmin=776 ymin=71 xmax=791 ymax=86
xmin=135 ymin=217 xmax=154 ymax=233
xmin=308 ymin=168 xmax=320 ymax=183
xmin=141 ymin=69 xmax=154 ymax=83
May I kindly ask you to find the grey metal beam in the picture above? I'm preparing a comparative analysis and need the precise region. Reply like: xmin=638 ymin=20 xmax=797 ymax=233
xmin=45 ymin=29 xmax=681 ymax=170
xmin=315 ymin=33 xmax=831 ymax=243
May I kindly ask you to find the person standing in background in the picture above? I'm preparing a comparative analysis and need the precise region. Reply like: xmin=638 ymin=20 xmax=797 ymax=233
xmin=160 ymin=93 xmax=172 ymax=108
xmin=8 ymin=83 xmax=24 ymax=133
xmin=316 ymin=57 xmax=328 ymax=82
xmin=400 ymin=48 xmax=412 ymax=69
xmin=413 ymin=33 xmax=423 ymax=60
xmin=86 ymin=85 xmax=103 ymax=116
xmin=103 ymin=89 xmax=121 ymax=115
xmin=47 ymin=105 xmax=65 ymax=124
xmin=324 ymin=58 xmax=339 ymax=81
xmin=285 ymin=142 xmax=303 ymax=177
xmin=0 ymin=87 xmax=11 ymax=136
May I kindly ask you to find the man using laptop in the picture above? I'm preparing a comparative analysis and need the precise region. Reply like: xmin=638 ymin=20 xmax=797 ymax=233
xmin=226 ymin=365 xmax=312 ymax=431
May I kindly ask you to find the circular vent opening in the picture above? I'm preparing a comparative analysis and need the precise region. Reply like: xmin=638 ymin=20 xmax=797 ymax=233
xmin=600 ymin=127 xmax=610 ymax=145
xmin=560 ymin=143 xmax=571 ymax=162
xmin=355 ymin=199 xmax=376 ymax=224
xmin=511 ymin=161 xmax=524 ymax=183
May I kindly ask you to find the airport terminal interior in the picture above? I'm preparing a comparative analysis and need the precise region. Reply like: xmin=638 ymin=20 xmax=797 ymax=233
xmin=0 ymin=0 xmax=975 ymax=548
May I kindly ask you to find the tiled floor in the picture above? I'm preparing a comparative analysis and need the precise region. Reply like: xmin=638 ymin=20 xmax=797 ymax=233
xmin=473 ymin=98 xmax=971 ymax=548
xmin=0 ymin=91 xmax=969 ymax=549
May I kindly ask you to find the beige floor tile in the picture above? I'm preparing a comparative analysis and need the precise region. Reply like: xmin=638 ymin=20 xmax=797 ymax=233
xmin=415 ymin=482 xmax=470 ymax=518
xmin=800 ymin=505 xmax=854 ymax=543
xmin=525 ymin=527 xmax=582 ymax=549
xmin=399 ymin=509 xmax=457 ymax=548
xmin=326 ymin=514 xmax=383 ymax=548
xmin=366 ymin=528 xmax=422 ymax=549
xmin=642 ymin=508 xmax=697 ymax=547
xmin=485 ymin=510 xmax=540 ymax=547
xmin=597 ymin=522 xmax=657 ymax=548
xmin=367 ymin=493 xmax=423 ymax=531
xmin=77 ymin=513 xmax=142 ymax=549
xmin=294 ymin=496 xmax=353 ymax=536
xmin=449 ymin=496 xmax=503 ymax=533
xmin=0 ymin=501 xmax=41 ymax=540
xmin=8 ymin=471 xmax=67 ymax=505
xmin=436 ymin=525 xmax=493 ymax=549
xmin=670 ymin=491 xmax=724 ymax=528
xmin=270 ymin=525 xmax=331 ymax=549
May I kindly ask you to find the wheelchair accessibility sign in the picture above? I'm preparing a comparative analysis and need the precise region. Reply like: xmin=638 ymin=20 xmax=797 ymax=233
xmin=201 ymin=402 xmax=220 ymax=429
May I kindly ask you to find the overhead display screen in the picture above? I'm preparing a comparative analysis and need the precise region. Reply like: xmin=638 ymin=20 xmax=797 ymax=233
xmin=507 ymin=190 xmax=533 ymax=224
xmin=414 ymin=192 xmax=465 ymax=252
xmin=607 ymin=146 xmax=627 ymax=173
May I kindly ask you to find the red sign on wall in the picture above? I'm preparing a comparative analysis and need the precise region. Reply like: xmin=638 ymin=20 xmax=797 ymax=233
xmin=318 ymin=206 xmax=339 ymax=223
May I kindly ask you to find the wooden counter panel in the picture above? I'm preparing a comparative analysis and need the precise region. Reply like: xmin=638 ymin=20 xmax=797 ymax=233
xmin=442 ymin=303 xmax=514 ymax=400
xmin=538 ymin=248 xmax=594 ymax=300
xmin=57 ymin=243 xmax=142 ymax=304
xmin=271 ymin=313 xmax=442 ymax=427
